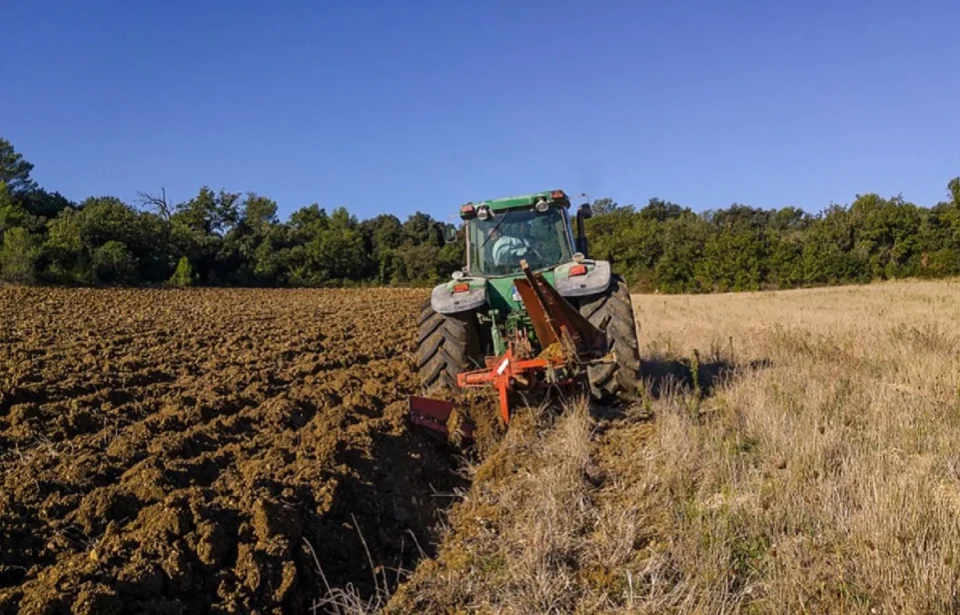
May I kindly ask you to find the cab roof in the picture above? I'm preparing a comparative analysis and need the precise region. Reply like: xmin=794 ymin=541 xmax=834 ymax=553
xmin=473 ymin=190 xmax=570 ymax=212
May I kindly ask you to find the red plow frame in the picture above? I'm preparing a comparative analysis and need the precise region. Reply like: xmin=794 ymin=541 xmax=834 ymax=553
xmin=409 ymin=260 xmax=613 ymax=443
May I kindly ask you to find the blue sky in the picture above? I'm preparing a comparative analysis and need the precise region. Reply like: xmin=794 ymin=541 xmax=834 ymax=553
xmin=5 ymin=0 xmax=959 ymax=222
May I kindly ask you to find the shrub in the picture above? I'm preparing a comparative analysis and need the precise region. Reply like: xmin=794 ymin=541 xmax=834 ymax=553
xmin=168 ymin=256 xmax=195 ymax=287
xmin=92 ymin=241 xmax=137 ymax=285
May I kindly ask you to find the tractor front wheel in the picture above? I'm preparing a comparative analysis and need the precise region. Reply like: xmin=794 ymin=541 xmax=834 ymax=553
xmin=579 ymin=275 xmax=641 ymax=403
xmin=416 ymin=300 xmax=482 ymax=392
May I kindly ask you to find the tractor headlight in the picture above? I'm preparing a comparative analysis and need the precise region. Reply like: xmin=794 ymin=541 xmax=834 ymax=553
xmin=535 ymin=198 xmax=549 ymax=213
xmin=477 ymin=206 xmax=491 ymax=220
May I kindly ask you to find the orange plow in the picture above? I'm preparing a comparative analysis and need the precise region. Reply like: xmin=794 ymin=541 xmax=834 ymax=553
xmin=409 ymin=260 xmax=614 ymax=444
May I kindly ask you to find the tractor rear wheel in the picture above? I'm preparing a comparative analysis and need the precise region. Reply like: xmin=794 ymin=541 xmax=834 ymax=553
xmin=416 ymin=300 xmax=482 ymax=392
xmin=579 ymin=275 xmax=640 ymax=403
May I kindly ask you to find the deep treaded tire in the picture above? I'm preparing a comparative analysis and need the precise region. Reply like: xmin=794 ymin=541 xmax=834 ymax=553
xmin=416 ymin=299 xmax=482 ymax=392
xmin=579 ymin=275 xmax=641 ymax=403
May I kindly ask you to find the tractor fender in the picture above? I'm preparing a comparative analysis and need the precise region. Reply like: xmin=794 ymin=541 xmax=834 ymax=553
xmin=430 ymin=279 xmax=488 ymax=315
xmin=553 ymin=259 xmax=613 ymax=297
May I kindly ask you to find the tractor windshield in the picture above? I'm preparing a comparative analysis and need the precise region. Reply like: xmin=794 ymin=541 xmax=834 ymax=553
xmin=468 ymin=207 xmax=573 ymax=275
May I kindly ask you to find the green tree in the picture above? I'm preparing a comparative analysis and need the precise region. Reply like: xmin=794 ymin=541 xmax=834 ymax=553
xmin=655 ymin=212 xmax=712 ymax=292
xmin=768 ymin=233 xmax=805 ymax=288
xmin=38 ymin=196 xmax=172 ymax=284
xmin=949 ymin=177 xmax=960 ymax=207
xmin=402 ymin=211 xmax=440 ymax=246
xmin=696 ymin=226 xmax=767 ymax=291
xmin=171 ymin=187 xmax=240 ymax=235
xmin=802 ymin=206 xmax=868 ymax=285
xmin=695 ymin=205 xmax=771 ymax=291
xmin=166 ymin=188 xmax=244 ymax=285
xmin=591 ymin=198 xmax=632 ymax=216
xmin=168 ymin=256 xmax=195 ymax=287
xmin=251 ymin=227 xmax=296 ymax=285
xmin=289 ymin=204 xmax=329 ymax=231
xmin=638 ymin=198 xmax=683 ymax=223
xmin=395 ymin=244 xmax=441 ymax=284
xmin=42 ymin=208 xmax=90 ymax=283
xmin=19 ymin=189 xmax=72 ymax=218
xmin=289 ymin=227 xmax=368 ymax=286
xmin=360 ymin=214 xmax=405 ymax=283
xmin=0 ymin=138 xmax=37 ymax=194
xmin=848 ymin=194 xmax=923 ymax=279
xmin=93 ymin=241 xmax=138 ymax=285
xmin=242 ymin=193 xmax=279 ymax=229
xmin=0 ymin=227 xmax=37 ymax=284
xmin=437 ymin=240 xmax=465 ymax=280
xmin=218 ymin=193 xmax=281 ymax=285
xmin=0 ymin=182 xmax=26 ymax=231
xmin=769 ymin=206 xmax=810 ymax=232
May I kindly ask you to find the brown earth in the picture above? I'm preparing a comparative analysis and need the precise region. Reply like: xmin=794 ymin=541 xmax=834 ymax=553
xmin=0 ymin=287 xmax=469 ymax=614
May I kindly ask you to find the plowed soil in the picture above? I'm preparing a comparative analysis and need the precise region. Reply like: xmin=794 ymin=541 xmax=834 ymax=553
xmin=0 ymin=287 xmax=466 ymax=614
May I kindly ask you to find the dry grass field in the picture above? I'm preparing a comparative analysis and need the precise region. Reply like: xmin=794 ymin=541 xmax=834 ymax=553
xmin=390 ymin=279 xmax=960 ymax=614
xmin=634 ymin=279 xmax=960 ymax=613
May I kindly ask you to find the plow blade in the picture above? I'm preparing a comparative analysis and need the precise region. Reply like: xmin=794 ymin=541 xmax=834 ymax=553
xmin=513 ymin=259 xmax=605 ymax=354
xmin=408 ymin=396 xmax=475 ymax=444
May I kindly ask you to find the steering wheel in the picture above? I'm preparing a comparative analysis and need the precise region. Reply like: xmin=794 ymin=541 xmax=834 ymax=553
xmin=522 ymin=246 xmax=547 ymax=269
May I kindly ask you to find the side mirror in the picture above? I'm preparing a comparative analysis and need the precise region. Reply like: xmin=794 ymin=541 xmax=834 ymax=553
xmin=442 ymin=225 xmax=459 ymax=243
xmin=575 ymin=204 xmax=592 ymax=257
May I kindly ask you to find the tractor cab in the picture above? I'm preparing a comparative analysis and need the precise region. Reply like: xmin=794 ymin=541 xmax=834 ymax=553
xmin=459 ymin=190 xmax=585 ymax=276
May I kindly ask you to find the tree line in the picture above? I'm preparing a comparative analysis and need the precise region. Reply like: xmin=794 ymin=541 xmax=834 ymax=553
xmin=0 ymin=138 xmax=463 ymax=288
xmin=2 ymin=136 xmax=959 ymax=292
xmin=588 ymin=184 xmax=960 ymax=292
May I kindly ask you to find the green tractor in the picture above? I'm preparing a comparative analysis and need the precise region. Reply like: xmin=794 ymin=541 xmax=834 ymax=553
xmin=414 ymin=190 xmax=640 ymax=428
